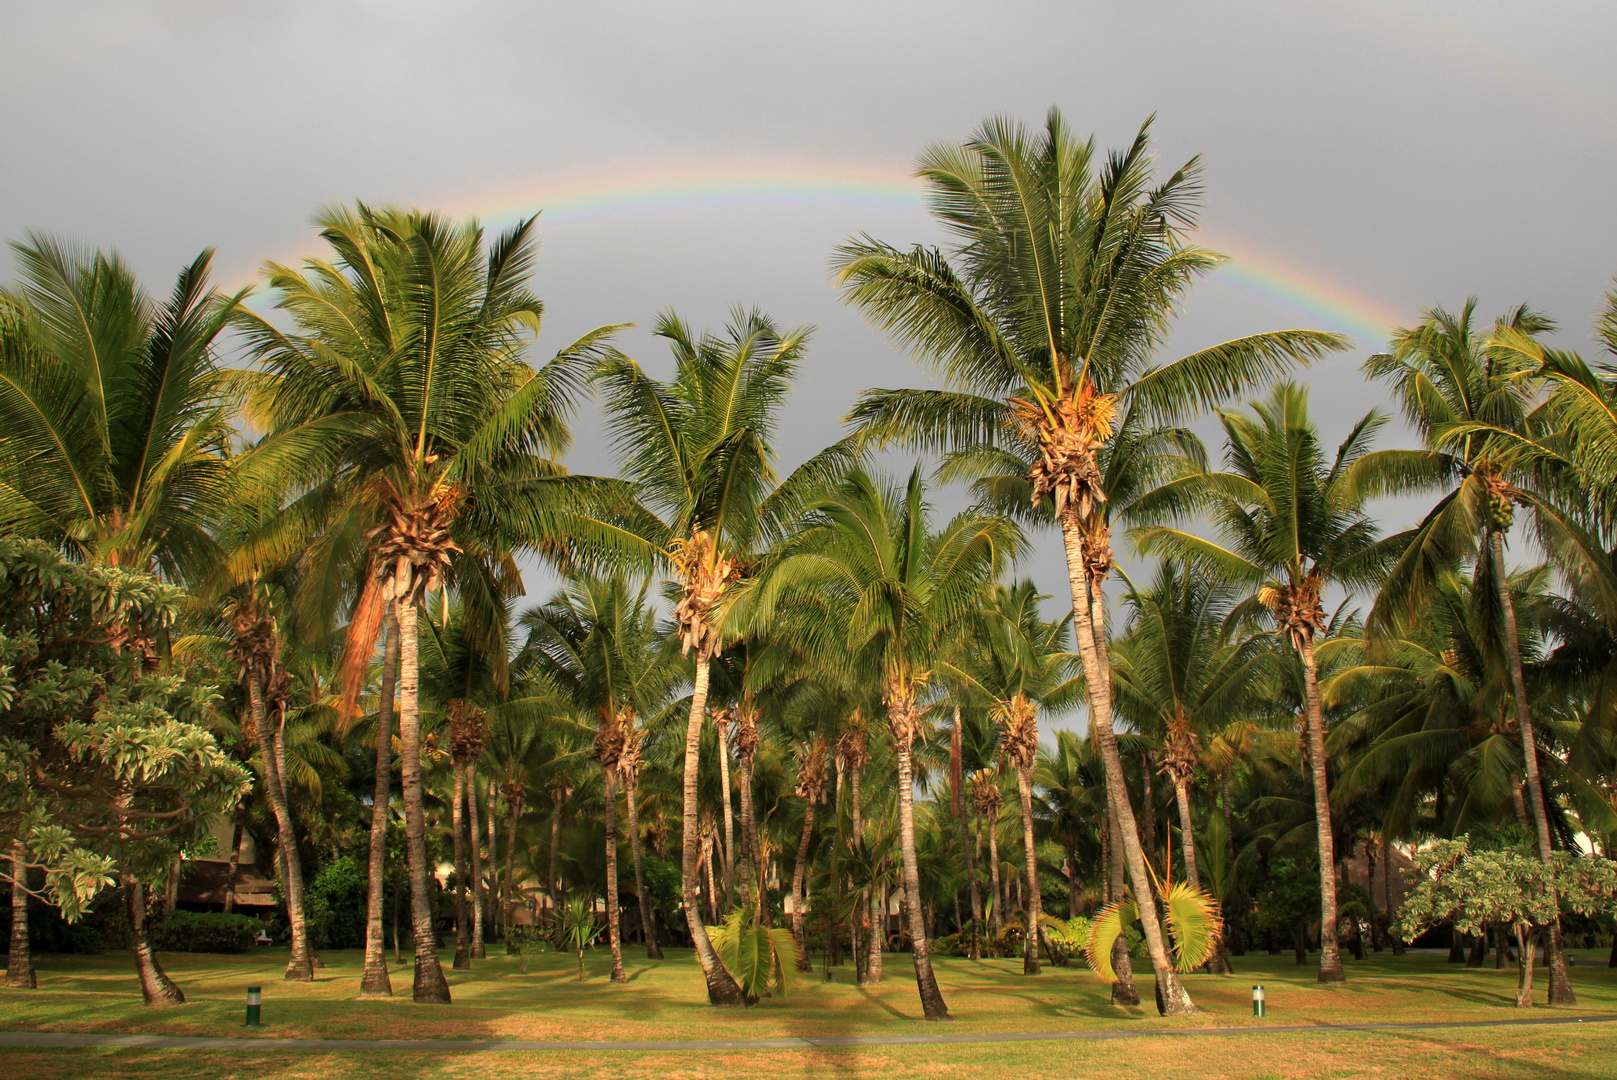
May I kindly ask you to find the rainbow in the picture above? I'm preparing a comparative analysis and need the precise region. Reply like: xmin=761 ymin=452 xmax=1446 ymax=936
xmin=243 ymin=158 xmax=1404 ymax=346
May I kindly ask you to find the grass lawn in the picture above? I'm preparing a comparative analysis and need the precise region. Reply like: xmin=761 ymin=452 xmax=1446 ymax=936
xmin=2 ymin=945 xmax=1614 ymax=1078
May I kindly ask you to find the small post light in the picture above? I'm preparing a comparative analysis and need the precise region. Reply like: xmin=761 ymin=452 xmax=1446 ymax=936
xmin=1252 ymin=984 xmax=1266 ymax=1018
xmin=244 ymin=985 xmax=264 ymax=1028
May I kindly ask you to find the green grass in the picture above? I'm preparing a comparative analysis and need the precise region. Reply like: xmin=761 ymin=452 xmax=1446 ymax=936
xmin=2 ymin=946 xmax=1615 ymax=1078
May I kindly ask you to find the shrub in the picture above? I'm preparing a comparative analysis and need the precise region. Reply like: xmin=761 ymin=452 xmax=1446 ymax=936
xmin=152 ymin=911 xmax=261 ymax=953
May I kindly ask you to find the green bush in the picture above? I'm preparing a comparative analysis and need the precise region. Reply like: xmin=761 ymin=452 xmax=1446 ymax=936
xmin=305 ymin=855 xmax=372 ymax=950
xmin=152 ymin=911 xmax=261 ymax=953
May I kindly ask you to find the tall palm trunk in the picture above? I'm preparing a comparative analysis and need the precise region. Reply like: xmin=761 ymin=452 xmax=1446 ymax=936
xmin=547 ymin=791 xmax=562 ymax=925
xmin=624 ymin=770 xmax=662 ymax=959
xmin=680 ymin=655 xmax=748 ymax=1005
xmin=1299 ymin=639 xmax=1344 ymax=984
xmin=1106 ymin=793 xmax=1141 ymax=1005
xmin=1491 ymin=528 xmax=1574 ymax=1005
xmin=602 ymin=768 xmax=627 ymax=983
xmin=125 ymin=875 xmax=183 ymax=1005
xmin=247 ymin=673 xmax=313 ymax=981
xmin=1172 ymin=778 xmax=1200 ymax=890
xmin=964 ymin=802 xmax=982 ymax=961
xmin=986 ymin=816 xmax=1003 ymax=936
xmin=451 ymin=754 xmax=472 ymax=970
xmin=1060 ymin=513 xmax=1194 ymax=1014
xmin=487 ymin=784 xmax=501 ymax=939
xmin=360 ymin=611 xmax=398 ymax=996
xmin=1015 ymin=763 xmax=1042 ymax=975
xmin=738 ymin=754 xmax=764 ymax=922
xmin=791 ymin=798 xmax=816 ymax=972
xmin=223 ymin=806 xmax=245 ymax=915
xmin=467 ymin=760 xmax=486 ymax=960
xmin=396 ymin=598 xmax=451 ymax=1003
xmin=715 ymin=716 xmax=736 ymax=909
xmin=894 ymin=739 xmax=949 ymax=1020
xmin=7 ymin=841 xmax=35 ymax=988
xmin=867 ymin=883 xmax=884 ymax=983
xmin=503 ymin=791 xmax=521 ymax=938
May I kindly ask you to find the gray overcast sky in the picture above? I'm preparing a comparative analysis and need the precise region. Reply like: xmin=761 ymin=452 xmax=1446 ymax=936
xmin=4 ymin=0 xmax=1616 ymax=644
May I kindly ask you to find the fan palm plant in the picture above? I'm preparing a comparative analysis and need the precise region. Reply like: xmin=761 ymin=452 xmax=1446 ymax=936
xmin=1135 ymin=383 xmax=1400 ymax=983
xmin=0 ymin=235 xmax=245 ymax=582
xmin=752 ymin=467 xmax=1022 ymax=1020
xmin=833 ymin=111 xmax=1343 ymax=1013
xmin=236 ymin=203 xmax=629 ymax=1002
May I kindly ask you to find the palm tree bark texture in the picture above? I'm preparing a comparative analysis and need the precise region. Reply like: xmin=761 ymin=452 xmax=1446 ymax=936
xmin=885 ymin=676 xmax=951 ymax=1021
xmin=360 ymin=612 xmax=399 ymax=996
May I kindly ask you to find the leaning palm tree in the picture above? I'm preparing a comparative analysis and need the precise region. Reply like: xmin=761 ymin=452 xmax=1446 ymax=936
xmin=833 ymin=110 xmax=1343 ymax=1013
xmin=592 ymin=308 xmax=839 ymax=1005
xmin=1135 ymin=382 xmax=1400 ymax=983
xmin=0 ymin=235 xmax=245 ymax=582
xmin=237 ymin=203 xmax=629 ymax=1003
xmin=521 ymin=575 xmax=680 ymax=983
xmin=753 ymin=467 xmax=1022 ymax=1020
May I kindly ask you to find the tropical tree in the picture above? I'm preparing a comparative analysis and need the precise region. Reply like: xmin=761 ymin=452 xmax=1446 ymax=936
xmin=0 ymin=235 xmax=244 ymax=582
xmin=1135 ymin=382 xmax=1399 ymax=983
xmin=237 ymin=203 xmax=628 ymax=1002
xmin=753 ymin=467 xmax=1022 ymax=1020
xmin=833 ymin=110 xmax=1342 ymax=1013
xmin=592 ymin=308 xmax=831 ymax=1005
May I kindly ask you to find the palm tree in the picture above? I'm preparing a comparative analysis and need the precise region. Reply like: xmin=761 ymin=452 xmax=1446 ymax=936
xmin=832 ymin=111 xmax=1342 ymax=1013
xmin=943 ymin=580 xmax=1080 ymax=974
xmin=237 ymin=204 xmax=628 ymax=1003
xmin=592 ymin=308 xmax=832 ymax=1005
xmin=789 ymin=737 xmax=831 ymax=968
xmin=521 ymin=575 xmax=680 ymax=984
xmin=1136 ymin=382 xmax=1398 ymax=983
xmin=754 ymin=467 xmax=1021 ymax=1020
xmin=0 ymin=235 xmax=244 ymax=581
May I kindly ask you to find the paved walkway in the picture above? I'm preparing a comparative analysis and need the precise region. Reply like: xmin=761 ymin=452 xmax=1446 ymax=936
xmin=2 ymin=1013 xmax=1613 ymax=1053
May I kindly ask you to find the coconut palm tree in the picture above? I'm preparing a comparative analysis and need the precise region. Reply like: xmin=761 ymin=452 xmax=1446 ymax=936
xmin=753 ymin=467 xmax=1021 ymax=1020
xmin=942 ymin=580 xmax=1080 ymax=974
xmin=521 ymin=575 xmax=680 ymax=984
xmin=592 ymin=307 xmax=841 ymax=1005
xmin=236 ymin=204 xmax=629 ymax=1003
xmin=1135 ymin=382 xmax=1400 ymax=983
xmin=0 ymin=235 xmax=245 ymax=582
xmin=833 ymin=111 xmax=1342 ymax=1012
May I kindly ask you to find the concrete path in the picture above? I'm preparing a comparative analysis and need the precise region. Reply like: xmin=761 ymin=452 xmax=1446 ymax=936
xmin=2 ymin=1013 xmax=1613 ymax=1053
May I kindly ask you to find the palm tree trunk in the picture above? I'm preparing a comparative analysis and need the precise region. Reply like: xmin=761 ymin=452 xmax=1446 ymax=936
xmin=360 ymin=611 xmax=397 ymax=996
xmin=451 ymin=755 xmax=471 ymax=971
xmin=680 ymin=654 xmax=749 ymax=1005
xmin=466 ymin=759 xmax=486 ymax=960
xmin=504 ymin=795 xmax=521 ymax=939
xmin=715 ymin=716 xmax=736 ymax=910
xmin=395 ymin=597 xmax=451 ymax=1003
xmin=547 ymin=792 xmax=562 ymax=924
xmin=867 ymin=885 xmax=884 ymax=983
xmin=1016 ymin=763 xmax=1042 ymax=975
xmin=603 ymin=768 xmax=627 ymax=983
xmin=247 ymin=672 xmax=313 ymax=982
xmin=1060 ymin=514 xmax=1193 ymax=1014
xmin=965 ymin=803 xmax=982 ymax=961
xmin=738 ymin=755 xmax=765 ymax=923
xmin=791 ymin=799 xmax=816 ymax=972
xmin=894 ymin=745 xmax=949 ymax=1020
xmin=624 ymin=770 xmax=662 ymax=959
xmin=7 ymin=842 xmax=35 ymax=989
xmin=1491 ymin=529 xmax=1574 ymax=1005
xmin=1173 ymin=778 xmax=1200 ymax=890
xmin=1107 ymin=759 xmax=1141 ymax=1007
xmin=223 ymin=806 xmax=245 ymax=916
xmin=987 ymin=817 xmax=1003 ymax=936
xmin=487 ymin=783 xmax=501 ymax=939
xmin=1299 ymin=640 xmax=1345 ymax=984
xmin=125 ymin=875 xmax=183 ymax=1005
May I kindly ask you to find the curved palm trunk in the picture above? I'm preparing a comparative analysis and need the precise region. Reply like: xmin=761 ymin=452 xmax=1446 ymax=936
xmin=247 ymin=673 xmax=313 ymax=982
xmin=223 ymin=806 xmax=245 ymax=916
xmin=396 ymin=598 xmax=451 ymax=1003
xmin=895 ymin=742 xmax=949 ymax=1020
xmin=7 ymin=841 xmax=35 ymax=989
xmin=466 ymin=760 xmax=486 ymax=960
xmin=1298 ymin=640 xmax=1345 ymax=984
xmin=680 ymin=654 xmax=748 ymax=1005
xmin=1491 ymin=529 xmax=1573 ymax=1005
xmin=791 ymin=799 xmax=816 ymax=972
xmin=624 ymin=770 xmax=662 ymax=959
xmin=1015 ymin=763 xmax=1042 ymax=975
xmin=451 ymin=755 xmax=472 ymax=971
xmin=715 ymin=718 xmax=736 ymax=910
xmin=1060 ymin=514 xmax=1194 ymax=1014
xmin=125 ymin=875 xmax=183 ymax=1005
xmin=603 ymin=769 xmax=627 ymax=983
xmin=360 ymin=611 xmax=398 ymax=996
